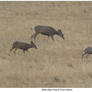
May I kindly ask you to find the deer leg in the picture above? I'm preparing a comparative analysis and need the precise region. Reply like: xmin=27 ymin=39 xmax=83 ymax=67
xmin=85 ymin=54 xmax=89 ymax=58
xmin=31 ymin=34 xmax=35 ymax=40
xmin=51 ymin=35 xmax=54 ymax=41
xmin=45 ymin=35 xmax=49 ymax=42
xmin=9 ymin=47 xmax=15 ymax=56
xmin=13 ymin=48 xmax=17 ymax=54
xmin=82 ymin=52 xmax=86 ymax=60
xmin=47 ymin=35 xmax=50 ymax=39
xmin=23 ymin=50 xmax=25 ymax=54
xmin=34 ymin=33 xmax=38 ymax=41
xmin=27 ymin=50 xmax=30 ymax=53
xmin=10 ymin=47 xmax=14 ymax=52
xmin=31 ymin=33 xmax=38 ymax=41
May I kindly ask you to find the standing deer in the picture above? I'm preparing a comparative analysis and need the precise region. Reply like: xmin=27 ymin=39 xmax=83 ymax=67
xmin=31 ymin=25 xmax=64 ymax=41
xmin=82 ymin=47 xmax=92 ymax=59
xmin=10 ymin=41 xmax=37 ymax=54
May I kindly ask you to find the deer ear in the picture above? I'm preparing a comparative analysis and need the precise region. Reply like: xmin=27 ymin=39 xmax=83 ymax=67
xmin=58 ymin=29 xmax=61 ymax=32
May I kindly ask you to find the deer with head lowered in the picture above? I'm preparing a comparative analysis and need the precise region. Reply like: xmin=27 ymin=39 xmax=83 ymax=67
xmin=82 ymin=47 xmax=92 ymax=60
xmin=10 ymin=41 xmax=37 ymax=54
xmin=31 ymin=25 xmax=64 ymax=41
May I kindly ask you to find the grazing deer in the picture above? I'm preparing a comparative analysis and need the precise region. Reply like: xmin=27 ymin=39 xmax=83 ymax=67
xmin=10 ymin=41 xmax=37 ymax=54
xmin=82 ymin=47 xmax=92 ymax=59
xmin=31 ymin=25 xmax=64 ymax=41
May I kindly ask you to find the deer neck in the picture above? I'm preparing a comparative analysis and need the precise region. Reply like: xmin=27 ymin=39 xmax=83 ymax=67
xmin=55 ymin=31 xmax=59 ymax=35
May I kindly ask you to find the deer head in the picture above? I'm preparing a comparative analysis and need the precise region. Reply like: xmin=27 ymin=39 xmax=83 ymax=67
xmin=57 ymin=29 xmax=64 ymax=40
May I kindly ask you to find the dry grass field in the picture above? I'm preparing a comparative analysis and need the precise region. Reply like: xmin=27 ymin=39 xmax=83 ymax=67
xmin=0 ymin=1 xmax=92 ymax=87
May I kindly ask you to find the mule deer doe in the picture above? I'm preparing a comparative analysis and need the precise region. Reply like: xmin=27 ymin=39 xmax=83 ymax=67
xmin=31 ymin=25 xmax=64 ymax=41
xmin=10 ymin=41 xmax=37 ymax=54
xmin=82 ymin=47 xmax=92 ymax=60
